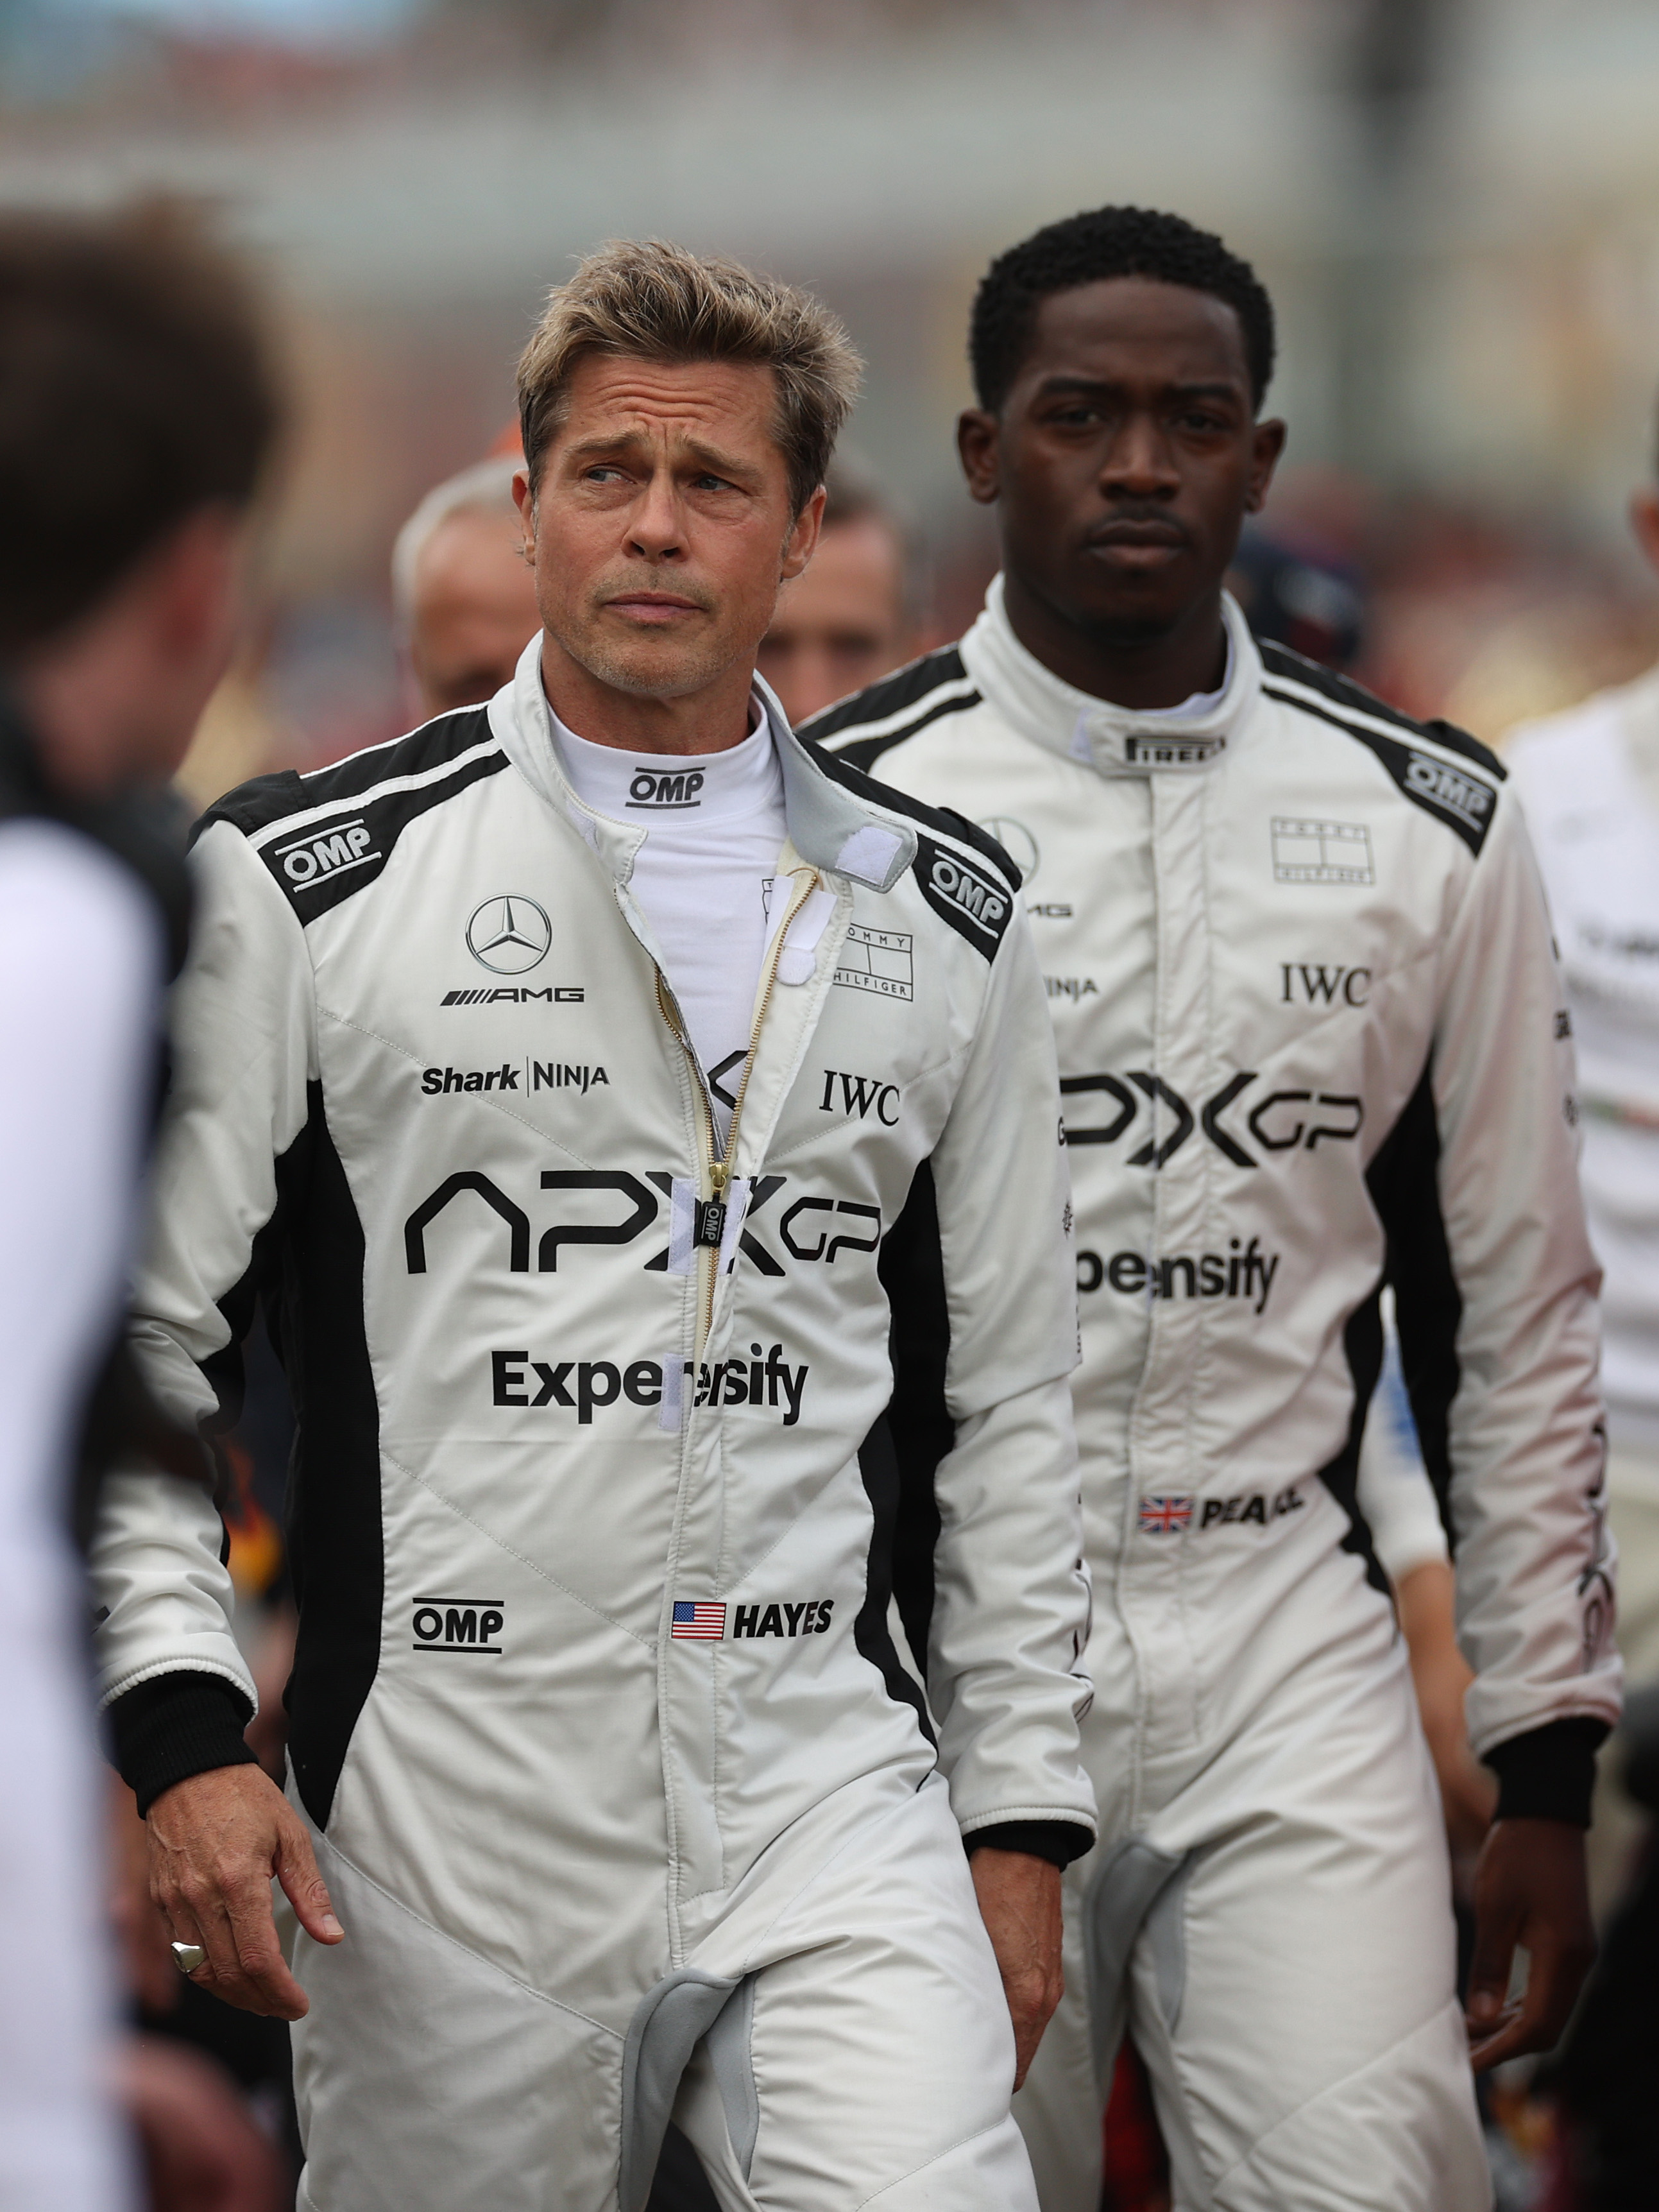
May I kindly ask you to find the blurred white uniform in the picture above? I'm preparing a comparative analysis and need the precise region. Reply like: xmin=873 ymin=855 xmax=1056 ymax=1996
xmin=0 ymin=816 xmax=153 ymax=2212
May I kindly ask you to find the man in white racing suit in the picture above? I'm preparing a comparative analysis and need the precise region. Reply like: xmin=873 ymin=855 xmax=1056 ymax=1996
xmin=92 ymin=240 xmax=1096 ymax=2212
xmin=808 ymin=207 xmax=1619 ymax=2212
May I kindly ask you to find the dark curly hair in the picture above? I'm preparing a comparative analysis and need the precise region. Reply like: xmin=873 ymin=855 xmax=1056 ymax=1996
xmin=969 ymin=205 xmax=1275 ymax=416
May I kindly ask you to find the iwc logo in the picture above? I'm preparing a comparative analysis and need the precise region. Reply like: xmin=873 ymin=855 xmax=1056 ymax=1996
xmin=467 ymin=896 xmax=552 ymax=974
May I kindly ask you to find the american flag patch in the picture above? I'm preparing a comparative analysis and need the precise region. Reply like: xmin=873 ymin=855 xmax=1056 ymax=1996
xmin=1138 ymin=1495 xmax=1193 ymax=1535
xmin=670 ymin=1601 xmax=727 ymax=1641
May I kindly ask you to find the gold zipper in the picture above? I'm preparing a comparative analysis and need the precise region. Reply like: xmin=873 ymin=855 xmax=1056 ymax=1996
xmin=654 ymin=867 xmax=819 ymax=1350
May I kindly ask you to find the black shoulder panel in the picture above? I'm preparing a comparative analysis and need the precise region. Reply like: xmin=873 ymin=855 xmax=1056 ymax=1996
xmin=195 ymin=708 xmax=507 ymax=922
xmin=1258 ymin=640 xmax=1506 ymax=782
xmin=1261 ymin=673 xmax=1501 ymax=857
xmin=801 ymin=646 xmax=980 ymax=771
xmin=912 ymin=829 xmax=1017 ymax=959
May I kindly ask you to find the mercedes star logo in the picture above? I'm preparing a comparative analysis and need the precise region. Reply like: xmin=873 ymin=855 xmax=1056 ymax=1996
xmin=466 ymin=895 xmax=552 ymax=974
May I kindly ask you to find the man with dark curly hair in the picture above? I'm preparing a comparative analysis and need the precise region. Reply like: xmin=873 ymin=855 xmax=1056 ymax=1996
xmin=809 ymin=205 xmax=1619 ymax=2212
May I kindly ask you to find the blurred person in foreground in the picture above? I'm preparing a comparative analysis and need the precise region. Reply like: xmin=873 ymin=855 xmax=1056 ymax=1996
xmin=0 ymin=202 xmax=284 ymax=2210
xmin=1505 ymin=433 xmax=1659 ymax=2204
xmin=809 ymin=204 xmax=1618 ymax=2212
xmin=89 ymin=237 xmax=1096 ymax=2212
xmin=393 ymin=452 xmax=541 ymax=718
xmin=756 ymin=452 xmax=915 ymax=725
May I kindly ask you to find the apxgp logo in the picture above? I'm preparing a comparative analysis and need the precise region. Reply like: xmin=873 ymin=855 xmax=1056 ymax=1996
xmin=1060 ymin=1069 xmax=1361 ymax=1168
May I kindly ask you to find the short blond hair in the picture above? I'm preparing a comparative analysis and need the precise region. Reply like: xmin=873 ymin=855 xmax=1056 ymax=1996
xmin=516 ymin=238 xmax=862 ymax=517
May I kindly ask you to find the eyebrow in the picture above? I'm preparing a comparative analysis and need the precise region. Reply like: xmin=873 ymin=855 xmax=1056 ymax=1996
xmin=1034 ymin=375 xmax=1245 ymax=403
xmin=561 ymin=427 xmax=761 ymax=483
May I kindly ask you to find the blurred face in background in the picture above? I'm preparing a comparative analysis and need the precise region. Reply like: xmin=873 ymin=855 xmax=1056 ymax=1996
xmin=409 ymin=504 xmax=541 ymax=717
xmin=758 ymin=511 xmax=911 ymax=724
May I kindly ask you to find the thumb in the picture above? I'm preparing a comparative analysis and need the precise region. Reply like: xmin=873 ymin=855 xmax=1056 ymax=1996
xmin=275 ymin=1820 xmax=344 ymax=1946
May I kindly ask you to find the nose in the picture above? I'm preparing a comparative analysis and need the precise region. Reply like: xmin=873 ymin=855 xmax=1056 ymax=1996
xmin=1100 ymin=412 xmax=1180 ymax=502
xmin=626 ymin=467 xmax=686 ymax=562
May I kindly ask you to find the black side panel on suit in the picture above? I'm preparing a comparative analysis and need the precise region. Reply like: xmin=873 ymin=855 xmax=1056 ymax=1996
xmin=269 ymin=1083 xmax=384 ymax=1830
xmin=1365 ymin=1057 xmax=1463 ymax=1541
xmin=872 ymin=1161 xmax=953 ymax=1688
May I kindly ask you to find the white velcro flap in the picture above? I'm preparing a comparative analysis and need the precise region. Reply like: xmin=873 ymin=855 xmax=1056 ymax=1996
xmin=667 ymin=1178 xmax=697 ymax=1275
xmin=718 ymin=1178 xmax=752 ymax=1274
xmin=833 ymin=825 xmax=904 ymax=886
xmin=776 ymin=886 xmax=838 ymax=986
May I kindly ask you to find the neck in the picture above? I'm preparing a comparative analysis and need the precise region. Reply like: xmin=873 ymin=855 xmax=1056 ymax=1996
xmin=1001 ymin=572 xmax=1229 ymax=712
xmin=540 ymin=636 xmax=756 ymax=757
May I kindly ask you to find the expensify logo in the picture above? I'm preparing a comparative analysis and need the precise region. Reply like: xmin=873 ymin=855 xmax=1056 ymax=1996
xmin=491 ymin=1342 xmax=810 ymax=1425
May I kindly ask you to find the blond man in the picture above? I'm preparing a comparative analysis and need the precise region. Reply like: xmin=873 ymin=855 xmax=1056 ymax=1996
xmin=92 ymin=241 xmax=1096 ymax=2211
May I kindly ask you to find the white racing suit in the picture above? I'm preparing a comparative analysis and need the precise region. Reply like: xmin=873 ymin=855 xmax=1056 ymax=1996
xmin=91 ymin=639 xmax=1096 ymax=2212
xmin=809 ymin=583 xmax=1621 ymax=2212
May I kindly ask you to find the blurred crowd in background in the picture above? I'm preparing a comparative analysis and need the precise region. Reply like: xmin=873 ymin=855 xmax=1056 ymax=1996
xmin=9 ymin=2 xmax=1659 ymax=2209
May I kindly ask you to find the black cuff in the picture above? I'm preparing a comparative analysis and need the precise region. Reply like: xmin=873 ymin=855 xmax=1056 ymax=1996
xmin=964 ymin=1821 xmax=1094 ymax=1870
xmin=1484 ymin=1716 xmax=1608 ymax=1828
xmin=108 ymin=1672 xmax=256 ymax=1817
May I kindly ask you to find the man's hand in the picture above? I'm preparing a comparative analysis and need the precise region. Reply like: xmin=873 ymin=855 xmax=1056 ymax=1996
xmin=147 ymin=1765 xmax=343 ymax=2020
xmin=1465 ymin=1817 xmax=1595 ymax=2071
xmin=969 ymin=1848 xmax=1063 ymax=2091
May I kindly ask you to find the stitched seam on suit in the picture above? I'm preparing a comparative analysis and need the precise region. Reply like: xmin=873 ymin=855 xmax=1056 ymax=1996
xmin=853 ymin=2116 xmax=1016 ymax=2209
xmin=318 ymin=1836 xmax=624 ymax=2041
xmin=380 ymin=1445 xmax=654 ymax=1647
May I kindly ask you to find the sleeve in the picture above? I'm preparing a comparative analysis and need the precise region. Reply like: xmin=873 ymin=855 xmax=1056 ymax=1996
xmin=1355 ymin=1303 xmax=1450 ymax=1586
xmin=1378 ymin=788 xmax=1620 ymax=1822
xmin=894 ymin=897 xmax=1096 ymax=1855
xmin=90 ymin=818 xmax=318 ymax=1809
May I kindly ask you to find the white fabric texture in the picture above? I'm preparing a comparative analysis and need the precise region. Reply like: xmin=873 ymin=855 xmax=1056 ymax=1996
xmin=0 ymin=819 xmax=153 ymax=2212
xmin=553 ymin=704 xmax=786 ymax=1138
xmin=1510 ymin=667 xmax=1659 ymax=1445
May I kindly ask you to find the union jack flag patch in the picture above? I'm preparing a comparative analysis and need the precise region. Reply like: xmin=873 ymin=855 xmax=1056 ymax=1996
xmin=670 ymin=1600 xmax=727 ymax=1640
xmin=1138 ymin=1495 xmax=1193 ymax=1536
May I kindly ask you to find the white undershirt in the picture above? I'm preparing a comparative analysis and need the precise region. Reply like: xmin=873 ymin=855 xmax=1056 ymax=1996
xmin=553 ymin=703 xmax=788 ymax=1140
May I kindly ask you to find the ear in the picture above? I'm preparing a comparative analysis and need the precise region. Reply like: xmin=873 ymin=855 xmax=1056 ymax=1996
xmin=1245 ymin=418 xmax=1288 ymax=515
xmin=780 ymin=483 xmax=826 ymax=583
xmin=512 ymin=467 xmax=536 ymax=560
xmin=1631 ymin=486 xmax=1659 ymax=578
xmin=957 ymin=409 xmax=1001 ymax=506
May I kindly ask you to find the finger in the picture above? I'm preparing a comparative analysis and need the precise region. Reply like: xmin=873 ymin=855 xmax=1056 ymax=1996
xmin=1472 ymin=1928 xmax=1590 ymax=2070
xmin=273 ymin=1819 xmax=344 ymax=1945
xmin=220 ymin=1875 xmax=311 ymax=2020
xmin=1464 ymin=1895 xmax=1521 ymax=2032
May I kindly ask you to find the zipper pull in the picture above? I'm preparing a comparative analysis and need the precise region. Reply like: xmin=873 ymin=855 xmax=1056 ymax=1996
xmin=693 ymin=1197 xmax=727 ymax=1248
xmin=710 ymin=1159 xmax=729 ymax=1196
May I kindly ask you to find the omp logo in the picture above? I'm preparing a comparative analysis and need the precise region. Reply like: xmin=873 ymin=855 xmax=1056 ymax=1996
xmin=627 ymin=767 xmax=705 ymax=809
xmin=1123 ymin=732 xmax=1226 ymax=767
xmin=1272 ymin=818 xmax=1374 ymax=886
xmin=834 ymin=925 xmax=913 ymax=1001
xmin=928 ymin=853 xmax=1007 ymax=937
xmin=467 ymin=896 xmax=552 ymax=975
xmin=275 ymin=818 xmax=378 ymax=886
xmin=1060 ymin=1070 xmax=1362 ymax=1168
xmin=412 ymin=1599 xmax=504 ymax=1654
xmin=1403 ymin=751 xmax=1493 ymax=835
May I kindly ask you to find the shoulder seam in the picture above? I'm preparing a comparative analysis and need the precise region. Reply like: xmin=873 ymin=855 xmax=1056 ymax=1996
xmin=1259 ymin=643 xmax=1505 ymax=781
